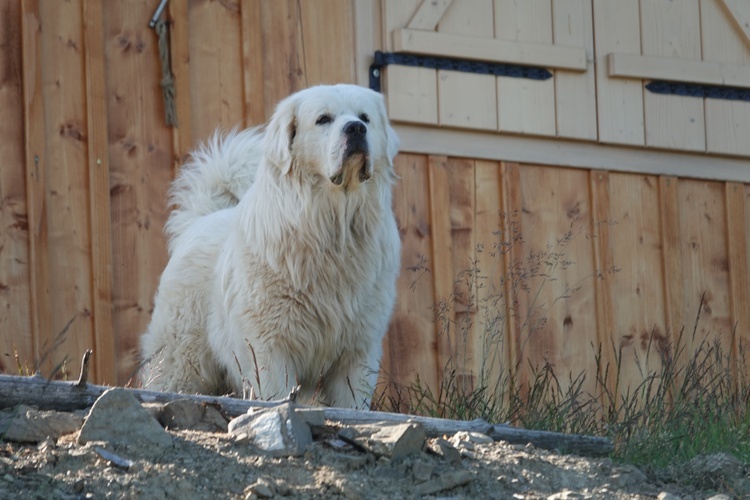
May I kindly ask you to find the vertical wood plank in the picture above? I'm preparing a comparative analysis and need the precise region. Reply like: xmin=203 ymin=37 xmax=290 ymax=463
xmin=382 ymin=0 xmax=437 ymax=124
xmin=658 ymin=176 xmax=684 ymax=349
xmin=495 ymin=0 xmax=556 ymax=136
xmin=240 ymin=0 xmax=265 ymax=127
xmin=39 ymin=0 xmax=94 ymax=378
xmin=701 ymin=0 xmax=750 ymax=156
xmin=677 ymin=179 xmax=732 ymax=352
xmin=592 ymin=0 xmax=644 ymax=146
xmin=382 ymin=154 xmax=439 ymax=402
xmin=507 ymin=164 xmax=600 ymax=394
xmin=299 ymin=0 xmax=356 ymax=86
xmin=473 ymin=160 xmax=507 ymax=394
xmin=260 ymin=0 xmax=306 ymax=117
xmin=607 ymin=173 xmax=668 ymax=394
xmin=553 ymin=0 xmax=597 ymax=141
xmin=501 ymin=162 xmax=523 ymax=376
xmin=188 ymin=0 xmax=244 ymax=142
xmin=640 ymin=0 xmax=705 ymax=151
xmin=354 ymin=0 xmax=383 ymax=87
xmin=446 ymin=157 xmax=477 ymax=388
xmin=427 ymin=155 xmax=454 ymax=382
xmin=438 ymin=0 xmax=496 ymax=131
xmin=21 ymin=0 xmax=50 ymax=372
xmin=385 ymin=65 xmax=438 ymax=124
xmin=168 ymin=0 xmax=194 ymax=166
xmin=0 ymin=0 xmax=33 ymax=373
xmin=725 ymin=182 xmax=749 ymax=380
xmin=83 ymin=0 xmax=115 ymax=383
xmin=589 ymin=170 xmax=616 ymax=398
xmin=105 ymin=2 xmax=172 ymax=384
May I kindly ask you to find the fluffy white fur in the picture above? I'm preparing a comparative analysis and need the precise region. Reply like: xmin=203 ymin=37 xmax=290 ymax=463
xmin=140 ymin=84 xmax=401 ymax=408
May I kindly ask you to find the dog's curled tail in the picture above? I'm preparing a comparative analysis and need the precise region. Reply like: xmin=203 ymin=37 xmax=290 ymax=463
xmin=165 ymin=128 xmax=262 ymax=252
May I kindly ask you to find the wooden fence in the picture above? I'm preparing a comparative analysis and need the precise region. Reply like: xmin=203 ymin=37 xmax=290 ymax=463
xmin=1 ymin=0 xmax=749 ymax=406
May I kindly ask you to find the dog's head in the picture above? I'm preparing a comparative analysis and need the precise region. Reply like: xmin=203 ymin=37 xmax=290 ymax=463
xmin=263 ymin=84 xmax=399 ymax=189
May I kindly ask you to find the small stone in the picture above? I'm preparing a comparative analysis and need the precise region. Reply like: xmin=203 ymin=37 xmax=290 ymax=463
xmin=78 ymin=388 xmax=172 ymax=453
xmin=355 ymin=422 xmax=426 ymax=460
xmin=228 ymin=403 xmax=311 ymax=457
xmin=245 ymin=478 xmax=275 ymax=498
xmin=657 ymin=493 xmax=682 ymax=500
xmin=450 ymin=430 xmax=494 ymax=445
xmin=413 ymin=469 xmax=473 ymax=496
xmin=425 ymin=437 xmax=461 ymax=464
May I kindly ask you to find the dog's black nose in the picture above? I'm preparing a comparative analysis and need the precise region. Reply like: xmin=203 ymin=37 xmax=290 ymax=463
xmin=344 ymin=121 xmax=367 ymax=138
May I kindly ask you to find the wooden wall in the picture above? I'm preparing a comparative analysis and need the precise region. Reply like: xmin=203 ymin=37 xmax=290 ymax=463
xmin=385 ymin=155 xmax=750 ymax=399
xmin=1 ymin=1 xmax=749 ymax=407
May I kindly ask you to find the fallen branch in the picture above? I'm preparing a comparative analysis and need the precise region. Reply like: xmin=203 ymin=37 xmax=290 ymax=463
xmin=0 ymin=373 xmax=613 ymax=456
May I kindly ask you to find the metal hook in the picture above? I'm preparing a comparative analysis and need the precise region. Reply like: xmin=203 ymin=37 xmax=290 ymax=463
xmin=149 ymin=0 xmax=169 ymax=29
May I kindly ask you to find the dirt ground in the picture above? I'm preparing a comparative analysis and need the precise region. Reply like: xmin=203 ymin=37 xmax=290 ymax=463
xmin=1 ymin=425 xmax=737 ymax=499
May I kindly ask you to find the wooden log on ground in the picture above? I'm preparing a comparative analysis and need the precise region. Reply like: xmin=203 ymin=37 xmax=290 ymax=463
xmin=0 ymin=373 xmax=613 ymax=456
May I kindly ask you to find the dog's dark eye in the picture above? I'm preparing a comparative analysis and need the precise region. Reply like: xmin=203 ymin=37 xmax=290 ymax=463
xmin=316 ymin=114 xmax=333 ymax=125
xmin=359 ymin=113 xmax=369 ymax=123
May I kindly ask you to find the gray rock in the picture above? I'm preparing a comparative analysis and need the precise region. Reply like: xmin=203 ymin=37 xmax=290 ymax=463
xmin=425 ymin=437 xmax=462 ymax=464
xmin=228 ymin=403 xmax=311 ymax=457
xmin=657 ymin=493 xmax=682 ymax=500
xmin=413 ymin=469 xmax=473 ymax=496
xmin=2 ymin=405 xmax=83 ymax=443
xmin=354 ymin=422 xmax=426 ymax=460
xmin=411 ymin=460 xmax=433 ymax=482
xmin=78 ymin=388 xmax=173 ymax=452
xmin=158 ymin=399 xmax=228 ymax=432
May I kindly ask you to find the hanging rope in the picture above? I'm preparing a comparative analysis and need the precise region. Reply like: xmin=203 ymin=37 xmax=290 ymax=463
xmin=154 ymin=18 xmax=177 ymax=126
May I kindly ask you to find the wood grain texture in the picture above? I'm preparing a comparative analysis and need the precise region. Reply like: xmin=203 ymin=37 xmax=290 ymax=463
xmin=724 ymin=182 xmax=749 ymax=380
xmin=639 ymin=0 xmax=705 ymax=152
xmin=494 ymin=0 xmax=556 ymax=136
xmin=0 ymin=0 xmax=33 ymax=373
xmin=473 ymin=160 xmax=506 ymax=395
xmin=588 ymin=170 xmax=615 ymax=398
xmin=437 ymin=0 xmax=496 ymax=131
xmin=104 ymin=2 xmax=171 ymax=384
xmin=83 ymin=0 xmax=115 ymax=384
xmin=21 ymin=0 xmax=51 ymax=373
xmin=592 ymin=0 xmax=644 ymax=146
xmin=427 ymin=155 xmax=455 ymax=382
xmin=446 ymin=157 xmax=477 ymax=389
xmin=506 ymin=164 xmax=599 ymax=394
xmin=188 ymin=0 xmax=244 ymax=141
xmin=677 ymin=179 xmax=732 ymax=352
xmin=407 ymin=0 xmax=453 ymax=30
xmin=299 ymin=0 xmax=356 ymax=86
xmin=382 ymin=154 xmax=439 ymax=401
xmin=607 ymin=173 xmax=668 ymax=394
xmin=39 ymin=0 xmax=94 ymax=378
xmin=658 ymin=177 xmax=684 ymax=350
xmin=553 ymin=0 xmax=597 ymax=141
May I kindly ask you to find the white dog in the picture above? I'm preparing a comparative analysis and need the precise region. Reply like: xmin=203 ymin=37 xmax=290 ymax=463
xmin=140 ymin=84 xmax=401 ymax=408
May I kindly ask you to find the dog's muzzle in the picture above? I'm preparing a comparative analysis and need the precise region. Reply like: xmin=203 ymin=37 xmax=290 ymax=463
xmin=330 ymin=120 xmax=371 ymax=186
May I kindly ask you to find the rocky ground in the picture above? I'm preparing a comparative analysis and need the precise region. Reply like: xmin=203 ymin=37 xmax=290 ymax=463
xmin=0 ymin=388 xmax=746 ymax=499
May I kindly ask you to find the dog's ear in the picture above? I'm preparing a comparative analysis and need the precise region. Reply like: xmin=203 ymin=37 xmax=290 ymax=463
xmin=263 ymin=95 xmax=297 ymax=174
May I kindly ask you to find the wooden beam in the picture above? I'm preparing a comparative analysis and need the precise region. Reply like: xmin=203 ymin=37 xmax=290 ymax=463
xmin=82 ymin=0 xmax=115 ymax=384
xmin=608 ymin=52 xmax=750 ymax=88
xmin=406 ymin=0 xmax=453 ymax=30
xmin=718 ymin=0 xmax=750 ymax=49
xmin=393 ymin=28 xmax=587 ymax=71
xmin=393 ymin=124 xmax=750 ymax=183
